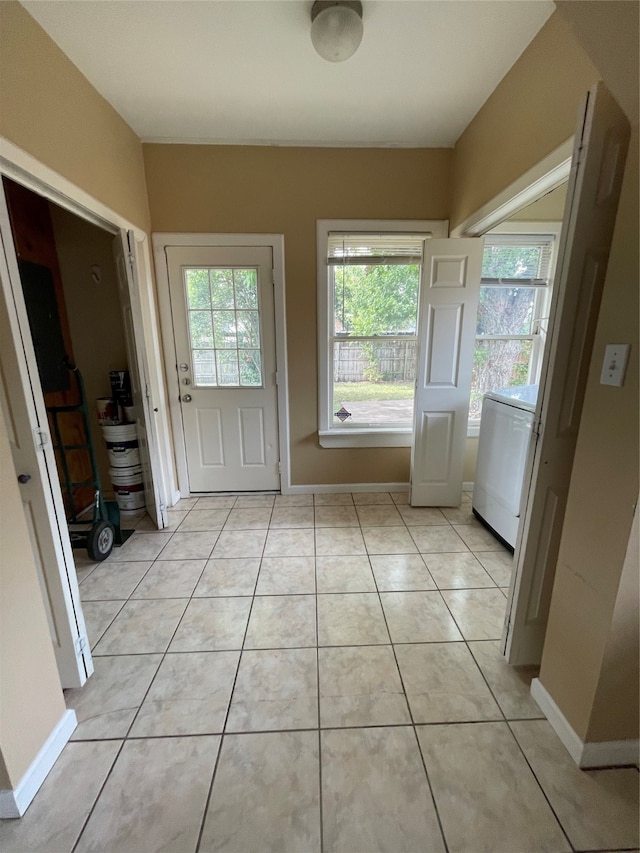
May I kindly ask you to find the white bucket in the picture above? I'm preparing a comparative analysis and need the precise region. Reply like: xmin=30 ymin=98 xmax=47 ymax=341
xmin=101 ymin=424 xmax=140 ymax=468
xmin=96 ymin=397 xmax=119 ymax=425
xmin=110 ymin=465 xmax=145 ymax=511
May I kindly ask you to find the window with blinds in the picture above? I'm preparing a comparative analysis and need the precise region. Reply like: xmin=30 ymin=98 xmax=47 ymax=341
xmin=470 ymin=232 xmax=557 ymax=424
xmin=327 ymin=231 xmax=428 ymax=429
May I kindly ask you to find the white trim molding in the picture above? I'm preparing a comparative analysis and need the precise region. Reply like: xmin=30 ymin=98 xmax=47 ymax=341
xmin=531 ymin=678 xmax=640 ymax=768
xmin=451 ymin=138 xmax=573 ymax=238
xmin=0 ymin=710 xmax=77 ymax=818
xmin=152 ymin=232 xmax=291 ymax=495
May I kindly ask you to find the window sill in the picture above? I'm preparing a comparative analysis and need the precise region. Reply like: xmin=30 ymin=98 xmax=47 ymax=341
xmin=319 ymin=428 xmax=412 ymax=448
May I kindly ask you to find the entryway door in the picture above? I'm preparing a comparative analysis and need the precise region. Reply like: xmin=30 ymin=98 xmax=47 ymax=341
xmin=166 ymin=246 xmax=280 ymax=492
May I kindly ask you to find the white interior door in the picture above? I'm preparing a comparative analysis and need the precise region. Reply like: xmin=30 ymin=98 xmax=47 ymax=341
xmin=166 ymin=246 xmax=279 ymax=492
xmin=0 ymin=193 xmax=92 ymax=688
xmin=113 ymin=231 xmax=163 ymax=526
xmin=411 ymin=238 xmax=484 ymax=506
xmin=503 ymin=82 xmax=631 ymax=665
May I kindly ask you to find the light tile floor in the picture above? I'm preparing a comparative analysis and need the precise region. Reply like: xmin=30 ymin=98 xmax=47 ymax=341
xmin=2 ymin=491 xmax=638 ymax=853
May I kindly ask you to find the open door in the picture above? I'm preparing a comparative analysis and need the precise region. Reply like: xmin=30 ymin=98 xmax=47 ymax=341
xmin=503 ymin=82 xmax=630 ymax=665
xmin=112 ymin=231 xmax=164 ymax=527
xmin=410 ymin=238 xmax=484 ymax=506
xmin=0 ymin=194 xmax=92 ymax=689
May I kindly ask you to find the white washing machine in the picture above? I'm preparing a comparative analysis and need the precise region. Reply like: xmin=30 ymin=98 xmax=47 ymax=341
xmin=472 ymin=385 xmax=538 ymax=550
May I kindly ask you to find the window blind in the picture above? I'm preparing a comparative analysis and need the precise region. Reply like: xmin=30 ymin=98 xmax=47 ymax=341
xmin=327 ymin=233 xmax=428 ymax=265
xmin=481 ymin=234 xmax=555 ymax=286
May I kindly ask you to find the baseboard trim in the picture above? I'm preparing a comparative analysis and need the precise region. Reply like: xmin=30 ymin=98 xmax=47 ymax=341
xmin=463 ymin=482 xmax=475 ymax=493
xmin=0 ymin=709 xmax=77 ymax=818
xmin=283 ymin=482 xmax=410 ymax=495
xmin=531 ymin=679 xmax=639 ymax=768
xmin=581 ymin=738 xmax=640 ymax=769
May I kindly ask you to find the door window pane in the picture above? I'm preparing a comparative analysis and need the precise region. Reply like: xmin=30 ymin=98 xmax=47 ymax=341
xmin=184 ymin=268 xmax=264 ymax=387
xmin=217 ymin=350 xmax=240 ymax=386
xmin=185 ymin=269 xmax=211 ymax=309
xmin=193 ymin=350 xmax=216 ymax=386
xmin=213 ymin=311 xmax=237 ymax=348
xmin=234 ymin=269 xmax=259 ymax=309
xmin=189 ymin=311 xmax=214 ymax=349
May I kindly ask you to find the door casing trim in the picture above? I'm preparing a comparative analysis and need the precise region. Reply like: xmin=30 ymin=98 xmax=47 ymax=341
xmin=153 ymin=233 xmax=291 ymax=496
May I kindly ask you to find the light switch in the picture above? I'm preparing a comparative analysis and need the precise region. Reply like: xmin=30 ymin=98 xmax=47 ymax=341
xmin=600 ymin=343 xmax=630 ymax=387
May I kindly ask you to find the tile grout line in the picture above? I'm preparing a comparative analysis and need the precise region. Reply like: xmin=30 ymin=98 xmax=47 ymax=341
xmin=313 ymin=505 xmax=325 ymax=853
xmin=194 ymin=494 xmax=269 ymax=853
xmin=69 ymin=738 xmax=128 ymax=853
xmin=437 ymin=556 xmax=577 ymax=852
xmin=75 ymin=499 xmax=232 ymax=851
xmin=368 ymin=507 xmax=452 ymax=853
xmin=71 ymin=493 xmax=580 ymax=852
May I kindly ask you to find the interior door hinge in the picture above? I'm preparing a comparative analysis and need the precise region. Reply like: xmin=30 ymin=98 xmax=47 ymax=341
xmin=75 ymin=635 xmax=88 ymax=657
xmin=33 ymin=428 xmax=49 ymax=452
xmin=277 ymin=461 xmax=282 ymax=475
xmin=274 ymin=371 xmax=279 ymax=386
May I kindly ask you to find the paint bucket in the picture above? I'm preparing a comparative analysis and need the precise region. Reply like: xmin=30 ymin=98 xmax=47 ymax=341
xmin=110 ymin=465 xmax=145 ymax=512
xmin=101 ymin=424 xmax=140 ymax=468
xmin=96 ymin=397 xmax=119 ymax=425
xmin=122 ymin=404 xmax=136 ymax=424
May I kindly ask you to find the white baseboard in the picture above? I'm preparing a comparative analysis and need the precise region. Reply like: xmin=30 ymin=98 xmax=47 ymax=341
xmin=581 ymin=738 xmax=640 ymax=769
xmin=0 ymin=709 xmax=77 ymax=818
xmin=283 ymin=482 xmax=410 ymax=495
xmin=531 ymin=679 xmax=639 ymax=768
xmin=463 ymin=482 xmax=475 ymax=493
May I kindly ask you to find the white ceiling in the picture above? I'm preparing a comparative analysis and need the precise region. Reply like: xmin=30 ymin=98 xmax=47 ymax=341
xmin=22 ymin=0 xmax=554 ymax=147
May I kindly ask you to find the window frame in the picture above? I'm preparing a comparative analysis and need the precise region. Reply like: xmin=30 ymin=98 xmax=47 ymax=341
xmin=467 ymin=221 xmax=562 ymax=437
xmin=317 ymin=219 xmax=447 ymax=448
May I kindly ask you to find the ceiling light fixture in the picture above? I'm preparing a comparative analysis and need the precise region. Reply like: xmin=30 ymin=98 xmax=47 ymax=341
xmin=310 ymin=1 xmax=363 ymax=63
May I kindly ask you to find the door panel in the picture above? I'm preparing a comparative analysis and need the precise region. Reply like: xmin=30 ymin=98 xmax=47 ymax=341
xmin=166 ymin=246 xmax=279 ymax=492
xmin=0 ymin=191 xmax=91 ymax=688
xmin=112 ymin=231 xmax=163 ymax=526
xmin=410 ymin=238 xmax=484 ymax=506
xmin=503 ymin=83 xmax=630 ymax=665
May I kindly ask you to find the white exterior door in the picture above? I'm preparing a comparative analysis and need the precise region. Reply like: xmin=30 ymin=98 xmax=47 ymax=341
xmin=411 ymin=238 xmax=484 ymax=506
xmin=0 ymin=189 xmax=92 ymax=689
xmin=113 ymin=231 xmax=164 ymax=526
xmin=503 ymin=82 xmax=631 ymax=665
xmin=166 ymin=246 xmax=279 ymax=492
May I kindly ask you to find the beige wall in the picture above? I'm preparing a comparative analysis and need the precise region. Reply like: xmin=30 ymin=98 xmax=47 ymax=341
xmin=587 ymin=503 xmax=639 ymax=743
xmin=143 ymin=144 xmax=452 ymax=486
xmin=539 ymin=126 xmax=639 ymax=741
xmin=555 ymin=1 xmax=639 ymax=125
xmin=449 ymin=12 xmax=598 ymax=230
xmin=50 ymin=204 xmax=129 ymax=495
xmin=0 ymin=2 xmax=150 ymax=231
xmin=0 ymin=405 xmax=66 ymax=788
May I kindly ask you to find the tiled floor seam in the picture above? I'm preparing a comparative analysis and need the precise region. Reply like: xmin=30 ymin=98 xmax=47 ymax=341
xmin=70 ymin=739 xmax=127 ymax=853
xmin=438 ymin=590 xmax=577 ymax=852
xmin=369 ymin=532 xmax=451 ymax=853
xmin=313 ymin=511 xmax=325 ymax=853
xmin=194 ymin=514 xmax=267 ymax=853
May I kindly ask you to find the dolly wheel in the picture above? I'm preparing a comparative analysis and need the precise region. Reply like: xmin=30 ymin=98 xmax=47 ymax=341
xmin=87 ymin=521 xmax=115 ymax=561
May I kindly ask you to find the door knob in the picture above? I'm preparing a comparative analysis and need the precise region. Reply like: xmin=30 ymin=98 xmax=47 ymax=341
xmin=17 ymin=473 xmax=31 ymax=484
xmin=181 ymin=394 xmax=192 ymax=403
